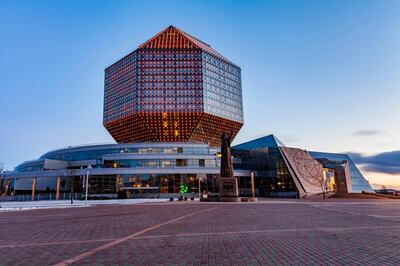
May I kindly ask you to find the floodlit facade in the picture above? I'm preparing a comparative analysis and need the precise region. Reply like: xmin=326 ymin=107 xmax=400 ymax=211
xmin=103 ymin=26 xmax=243 ymax=146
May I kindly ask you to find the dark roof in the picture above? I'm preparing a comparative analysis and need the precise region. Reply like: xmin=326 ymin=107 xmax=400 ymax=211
xmin=232 ymin=134 xmax=285 ymax=150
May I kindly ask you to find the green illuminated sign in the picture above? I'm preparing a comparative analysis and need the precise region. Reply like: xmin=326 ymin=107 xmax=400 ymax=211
xmin=180 ymin=184 xmax=188 ymax=194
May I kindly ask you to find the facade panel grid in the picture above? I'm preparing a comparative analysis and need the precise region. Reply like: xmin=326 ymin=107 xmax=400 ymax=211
xmin=103 ymin=26 xmax=243 ymax=145
xmin=202 ymin=52 xmax=243 ymax=123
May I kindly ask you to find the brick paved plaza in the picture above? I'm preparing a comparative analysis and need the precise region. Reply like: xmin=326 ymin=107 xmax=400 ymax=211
xmin=0 ymin=199 xmax=399 ymax=265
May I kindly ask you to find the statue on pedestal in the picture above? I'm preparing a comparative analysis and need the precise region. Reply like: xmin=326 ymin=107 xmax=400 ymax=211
xmin=219 ymin=132 xmax=239 ymax=201
xmin=220 ymin=132 xmax=233 ymax=178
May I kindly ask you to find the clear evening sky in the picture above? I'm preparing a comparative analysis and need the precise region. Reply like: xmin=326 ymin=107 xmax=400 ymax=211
xmin=0 ymin=0 xmax=399 ymax=188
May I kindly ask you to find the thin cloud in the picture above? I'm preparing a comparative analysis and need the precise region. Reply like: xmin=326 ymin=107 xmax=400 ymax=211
xmin=349 ymin=150 xmax=400 ymax=175
xmin=353 ymin=130 xmax=382 ymax=136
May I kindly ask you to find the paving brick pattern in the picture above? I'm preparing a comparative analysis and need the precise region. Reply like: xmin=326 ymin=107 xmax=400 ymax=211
xmin=0 ymin=200 xmax=399 ymax=265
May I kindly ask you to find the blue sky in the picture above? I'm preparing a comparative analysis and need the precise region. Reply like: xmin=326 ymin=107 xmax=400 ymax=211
xmin=0 ymin=0 xmax=399 ymax=188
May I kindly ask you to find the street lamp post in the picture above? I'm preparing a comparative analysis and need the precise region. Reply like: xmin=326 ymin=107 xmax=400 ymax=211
xmin=85 ymin=164 xmax=92 ymax=205
xmin=198 ymin=177 xmax=201 ymax=200
xmin=251 ymin=172 xmax=255 ymax=198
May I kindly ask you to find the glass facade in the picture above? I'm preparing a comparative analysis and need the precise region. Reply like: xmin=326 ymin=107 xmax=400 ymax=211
xmin=136 ymin=50 xmax=203 ymax=113
xmin=5 ymin=143 xmax=222 ymax=196
xmin=202 ymin=52 xmax=243 ymax=123
xmin=103 ymin=26 xmax=244 ymax=146
xmin=15 ymin=161 xmax=44 ymax=173
xmin=232 ymin=147 xmax=297 ymax=197
xmin=232 ymin=134 xmax=374 ymax=196
xmin=104 ymin=159 xmax=216 ymax=168
xmin=103 ymin=50 xmax=139 ymax=123
xmin=39 ymin=145 xmax=210 ymax=162
xmin=121 ymin=173 xmax=219 ymax=195
xmin=309 ymin=151 xmax=374 ymax=192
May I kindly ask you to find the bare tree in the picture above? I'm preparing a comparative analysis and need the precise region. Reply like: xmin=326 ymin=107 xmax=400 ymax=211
xmin=0 ymin=161 xmax=4 ymax=173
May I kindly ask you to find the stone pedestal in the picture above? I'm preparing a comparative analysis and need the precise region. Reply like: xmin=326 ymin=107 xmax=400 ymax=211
xmin=219 ymin=177 xmax=240 ymax=202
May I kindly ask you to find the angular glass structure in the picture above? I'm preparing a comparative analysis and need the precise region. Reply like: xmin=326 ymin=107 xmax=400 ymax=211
xmin=103 ymin=26 xmax=243 ymax=146
xmin=232 ymin=135 xmax=297 ymax=197
xmin=233 ymin=134 xmax=285 ymax=150
xmin=232 ymin=134 xmax=374 ymax=196
xmin=309 ymin=151 xmax=374 ymax=192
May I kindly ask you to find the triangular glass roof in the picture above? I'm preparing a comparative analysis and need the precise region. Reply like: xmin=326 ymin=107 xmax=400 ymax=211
xmin=232 ymin=134 xmax=286 ymax=150
xmin=138 ymin=25 xmax=235 ymax=65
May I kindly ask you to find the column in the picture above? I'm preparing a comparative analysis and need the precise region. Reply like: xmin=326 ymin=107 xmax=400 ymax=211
xmin=56 ymin=177 xmax=61 ymax=200
xmin=31 ymin=177 xmax=37 ymax=201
